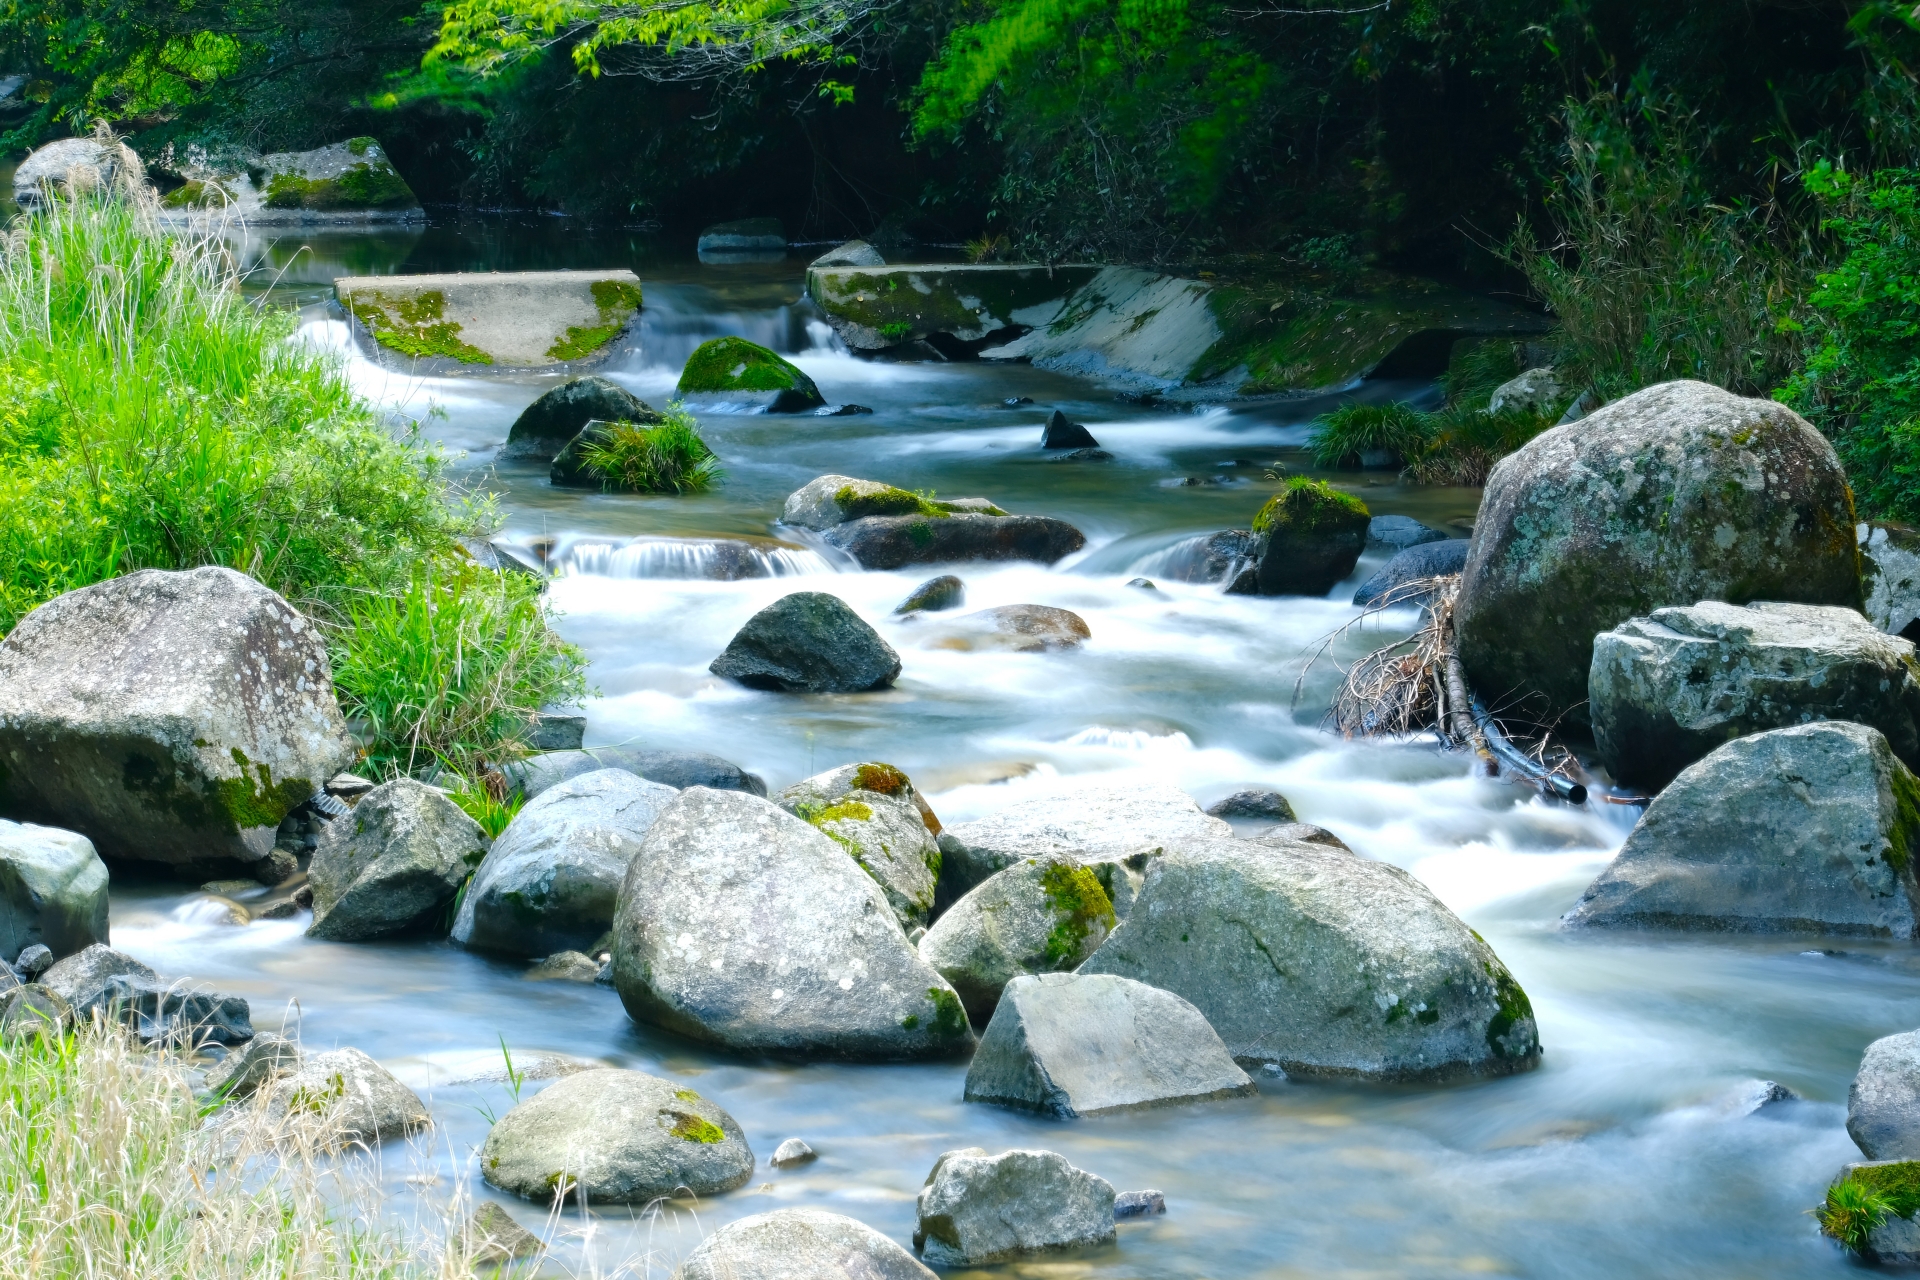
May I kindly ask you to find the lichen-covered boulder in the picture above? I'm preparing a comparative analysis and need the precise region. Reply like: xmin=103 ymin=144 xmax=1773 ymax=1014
xmin=0 ymin=567 xmax=357 ymax=874
xmin=708 ymin=592 xmax=901 ymax=693
xmin=676 ymin=336 xmax=823 ymax=412
xmin=14 ymin=135 xmax=150 ymax=208
xmin=480 ymin=1068 xmax=754 ymax=1204
xmin=1564 ymin=722 xmax=1920 ymax=936
xmin=823 ymin=514 xmax=1085 ymax=571
xmin=1352 ymin=539 xmax=1470 ymax=607
xmin=913 ymin=1147 xmax=1115 ymax=1266
xmin=454 ymin=769 xmax=677 ymax=957
xmin=1487 ymin=367 xmax=1567 ymax=416
xmin=502 ymin=377 xmax=658 ymax=461
xmin=307 ymin=779 xmax=488 ymax=942
xmin=1455 ymin=381 xmax=1862 ymax=718
xmin=261 ymin=1047 xmax=429 ymax=1147
xmin=0 ymin=820 xmax=109 ymax=962
xmin=610 ymin=787 xmax=976 ymax=1059
xmin=677 ymin=1209 xmax=936 ymax=1280
xmin=777 ymin=763 xmax=941 ymax=929
xmin=917 ymin=605 xmax=1091 ymax=653
xmin=963 ymin=972 xmax=1253 ymax=1118
xmin=1590 ymin=601 xmax=1920 ymax=792
xmin=1242 ymin=479 xmax=1370 ymax=596
xmin=1850 ymin=1030 xmax=1920 ymax=1160
xmin=938 ymin=783 xmax=1230 ymax=905
xmin=509 ymin=747 xmax=766 ymax=799
xmin=919 ymin=857 xmax=1116 ymax=1022
xmin=1079 ymin=837 xmax=1540 ymax=1080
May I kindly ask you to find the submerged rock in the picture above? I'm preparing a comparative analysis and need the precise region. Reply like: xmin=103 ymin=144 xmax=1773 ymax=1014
xmin=920 ymin=605 xmax=1092 ymax=653
xmin=454 ymin=769 xmax=677 ymax=957
xmin=777 ymin=762 xmax=942 ymax=929
xmin=964 ymin=972 xmax=1253 ymax=1117
xmin=1040 ymin=411 xmax=1099 ymax=449
xmin=676 ymin=336 xmax=823 ymax=412
xmin=0 ymin=820 xmax=109 ymax=962
xmin=1205 ymin=788 xmax=1296 ymax=822
xmin=480 ymin=1068 xmax=754 ymax=1204
xmin=698 ymin=217 xmax=785 ymax=253
xmin=307 ymin=779 xmax=488 ymax=942
xmin=1158 ymin=529 xmax=1258 ymax=586
xmin=677 ymin=1208 xmax=936 ymax=1280
xmin=503 ymin=377 xmax=659 ymax=462
xmin=610 ymin=788 xmax=975 ymax=1059
xmin=1455 ymin=380 xmax=1863 ymax=718
xmin=1080 ymin=837 xmax=1541 ymax=1080
xmin=1243 ymin=480 xmax=1370 ymax=597
xmin=823 ymin=513 xmax=1085 ymax=571
xmin=709 ymin=592 xmax=901 ymax=693
xmin=1366 ymin=514 xmax=1449 ymax=551
xmin=1850 ymin=1031 xmax=1920 ymax=1160
xmin=0 ymin=567 xmax=356 ymax=874
xmin=205 ymin=1032 xmax=301 ymax=1098
xmin=920 ymin=857 xmax=1117 ymax=1022
xmin=896 ymin=575 xmax=965 ymax=615
xmin=913 ymin=1147 xmax=1115 ymax=1266
xmin=1589 ymin=601 xmax=1920 ymax=792
xmin=1352 ymin=539 xmax=1470 ymax=607
xmin=1564 ymin=722 xmax=1920 ymax=936
xmin=510 ymin=746 xmax=767 ymax=799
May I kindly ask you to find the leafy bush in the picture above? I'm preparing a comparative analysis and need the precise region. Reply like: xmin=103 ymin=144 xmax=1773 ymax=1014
xmin=1307 ymin=403 xmax=1431 ymax=469
xmin=577 ymin=406 xmax=722 ymax=494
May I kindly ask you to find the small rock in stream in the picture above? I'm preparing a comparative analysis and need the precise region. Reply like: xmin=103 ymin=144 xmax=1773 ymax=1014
xmin=460 ymin=1202 xmax=543 ymax=1265
xmin=913 ymin=1147 xmax=1115 ymax=1265
xmin=770 ymin=1137 xmax=817 ymax=1168
xmin=1206 ymin=787 xmax=1296 ymax=822
xmin=895 ymin=574 xmax=965 ymax=615
xmin=1115 ymin=1189 xmax=1166 ymax=1218
xmin=13 ymin=944 xmax=52 ymax=979
xmin=1040 ymin=410 xmax=1099 ymax=449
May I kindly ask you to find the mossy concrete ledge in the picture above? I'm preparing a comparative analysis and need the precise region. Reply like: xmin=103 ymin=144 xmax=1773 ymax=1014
xmin=334 ymin=270 xmax=643 ymax=371
xmin=807 ymin=264 xmax=1101 ymax=351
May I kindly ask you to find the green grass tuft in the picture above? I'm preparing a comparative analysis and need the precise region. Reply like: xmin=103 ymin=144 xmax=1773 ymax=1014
xmin=1821 ymin=1162 xmax=1920 ymax=1253
xmin=575 ymin=404 xmax=722 ymax=494
xmin=1251 ymin=476 xmax=1371 ymax=536
xmin=1308 ymin=402 xmax=1432 ymax=469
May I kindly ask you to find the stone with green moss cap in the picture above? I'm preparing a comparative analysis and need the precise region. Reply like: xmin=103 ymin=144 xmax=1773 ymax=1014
xmin=919 ymin=856 xmax=1118 ymax=1023
xmin=481 ymin=1067 xmax=754 ymax=1204
xmin=0 ymin=567 xmax=356 ymax=876
xmin=677 ymin=336 xmax=824 ymax=412
xmin=1239 ymin=478 xmax=1370 ymax=597
xmin=502 ymin=377 xmax=660 ymax=462
xmin=1820 ymin=1161 xmax=1920 ymax=1263
xmin=335 ymin=271 xmax=642 ymax=370
xmin=777 ymin=763 xmax=942 ymax=930
xmin=1566 ymin=721 xmax=1920 ymax=936
xmin=1080 ymin=835 xmax=1541 ymax=1080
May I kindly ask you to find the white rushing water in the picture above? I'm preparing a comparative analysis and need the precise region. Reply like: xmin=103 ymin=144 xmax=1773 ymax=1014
xmin=103 ymin=243 xmax=1904 ymax=1276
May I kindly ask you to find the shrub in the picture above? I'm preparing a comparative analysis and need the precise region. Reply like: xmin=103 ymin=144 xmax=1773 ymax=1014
xmin=1404 ymin=406 xmax=1556 ymax=487
xmin=576 ymin=405 xmax=722 ymax=494
xmin=1307 ymin=403 xmax=1432 ymax=468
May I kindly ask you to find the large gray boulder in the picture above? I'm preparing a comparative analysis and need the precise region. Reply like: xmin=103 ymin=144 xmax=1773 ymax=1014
xmin=777 ymin=763 xmax=941 ymax=929
xmin=1352 ymin=539 xmax=1470 ymax=607
xmin=1564 ymin=722 xmax=1920 ymax=936
xmin=610 ymin=788 xmax=976 ymax=1059
xmin=677 ymin=1209 xmax=935 ymax=1280
xmin=913 ymin=1147 xmax=1115 ymax=1266
xmin=480 ymin=1068 xmax=754 ymax=1204
xmin=938 ymin=784 xmax=1230 ymax=904
xmin=1080 ymin=838 xmax=1541 ymax=1080
xmin=0 ymin=820 xmax=109 ymax=962
xmin=502 ymin=377 xmax=658 ymax=462
xmin=823 ymin=514 xmax=1085 ymax=571
xmin=1589 ymin=602 xmax=1920 ymax=792
xmin=0 ymin=568 xmax=356 ymax=873
xmin=963 ymin=972 xmax=1253 ymax=1117
xmin=454 ymin=769 xmax=676 ymax=957
xmin=1456 ymin=381 xmax=1863 ymax=717
xmin=14 ymin=135 xmax=150 ymax=208
xmin=307 ymin=778 xmax=488 ymax=941
xmin=1850 ymin=1031 xmax=1920 ymax=1159
xmin=709 ymin=593 xmax=901 ymax=693
xmin=262 ymin=1047 xmax=429 ymax=1147
xmin=509 ymin=746 xmax=766 ymax=799
xmin=919 ymin=856 xmax=1117 ymax=1022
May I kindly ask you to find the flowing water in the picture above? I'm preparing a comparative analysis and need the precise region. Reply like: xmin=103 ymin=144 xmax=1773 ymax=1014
xmin=106 ymin=218 xmax=1901 ymax=1277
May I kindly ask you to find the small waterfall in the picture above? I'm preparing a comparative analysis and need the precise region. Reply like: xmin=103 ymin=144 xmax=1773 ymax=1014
xmin=635 ymin=284 xmax=846 ymax=373
xmin=1129 ymin=529 xmax=1257 ymax=586
xmin=555 ymin=536 xmax=835 ymax=581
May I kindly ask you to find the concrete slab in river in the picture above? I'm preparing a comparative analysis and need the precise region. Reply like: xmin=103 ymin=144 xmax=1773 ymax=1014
xmin=332 ymin=270 xmax=642 ymax=371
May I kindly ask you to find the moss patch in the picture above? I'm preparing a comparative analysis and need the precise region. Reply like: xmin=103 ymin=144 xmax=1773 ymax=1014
xmin=1482 ymin=960 xmax=1536 ymax=1059
xmin=265 ymin=160 xmax=415 ymax=211
xmin=1821 ymin=1161 xmax=1920 ymax=1252
xmin=664 ymin=1109 xmax=727 ymax=1144
xmin=677 ymin=336 xmax=809 ymax=394
xmin=345 ymin=289 xmax=492 ymax=365
xmin=546 ymin=279 xmax=644 ymax=361
xmin=1887 ymin=761 xmax=1920 ymax=877
xmin=835 ymin=484 xmax=948 ymax=520
xmin=1039 ymin=861 xmax=1117 ymax=967
xmin=854 ymin=763 xmax=909 ymax=795
xmin=926 ymin=986 xmax=968 ymax=1038
xmin=1252 ymin=476 xmax=1371 ymax=537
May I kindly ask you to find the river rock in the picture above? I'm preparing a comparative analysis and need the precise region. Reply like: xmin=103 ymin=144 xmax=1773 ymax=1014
xmin=1849 ymin=1031 xmax=1920 ymax=1159
xmin=1589 ymin=601 xmax=1920 ymax=792
xmin=459 ymin=1202 xmax=543 ymax=1266
xmin=824 ymin=513 xmax=1086 ymax=570
xmin=254 ymin=139 xmax=420 ymax=218
xmin=1205 ymin=788 xmax=1296 ymax=822
xmin=206 ymin=1031 xmax=301 ymax=1098
xmin=0 ymin=820 xmax=109 ymax=962
xmin=709 ymin=593 xmax=901 ymax=693
xmin=1864 ymin=522 xmax=1920 ymax=640
xmin=697 ymin=217 xmax=785 ymax=253
xmin=1 ymin=984 xmax=71 ymax=1039
xmin=811 ymin=240 xmax=886 ymax=268
xmin=777 ymin=763 xmax=941 ymax=929
xmin=455 ymin=770 xmax=677 ymax=957
xmin=40 ymin=943 xmax=156 ymax=1018
xmin=920 ymin=857 xmax=1116 ymax=1022
xmin=677 ymin=1208 xmax=936 ymax=1280
xmin=1157 ymin=529 xmax=1257 ymax=585
xmin=12 ymin=944 xmax=50 ymax=979
xmin=1080 ymin=837 xmax=1541 ymax=1079
xmin=920 ymin=605 xmax=1091 ymax=653
xmin=14 ymin=135 xmax=150 ymax=208
xmin=264 ymin=1047 xmax=429 ymax=1147
xmin=0 ymin=567 xmax=356 ymax=874
xmin=1455 ymin=380 xmax=1863 ymax=717
xmin=503 ymin=377 xmax=658 ymax=461
xmin=771 ymin=1137 xmax=816 ymax=1167
xmin=307 ymin=778 xmax=488 ymax=942
xmin=510 ymin=746 xmax=766 ymax=799
xmin=938 ymin=783 xmax=1230 ymax=903
xmin=781 ymin=476 xmax=1011 ymax=531
xmin=1243 ymin=480 xmax=1371 ymax=596
xmin=1367 ymin=515 xmax=1449 ymax=551
xmin=1487 ymin=367 xmax=1567 ymax=417
xmin=1040 ymin=411 xmax=1099 ymax=449
xmin=480 ymin=1068 xmax=754 ymax=1204
xmin=676 ymin=336 xmax=823 ymax=412
xmin=1829 ymin=1162 xmax=1920 ymax=1265
xmin=963 ymin=972 xmax=1253 ymax=1117
xmin=102 ymin=973 xmax=253 ymax=1045
xmin=1116 ymin=1190 xmax=1167 ymax=1217
xmin=913 ymin=1147 xmax=1115 ymax=1266
xmin=610 ymin=788 xmax=975 ymax=1059
xmin=896 ymin=575 xmax=965 ymax=614
xmin=1249 ymin=822 xmax=1354 ymax=852
xmin=1565 ymin=722 xmax=1920 ymax=936
xmin=1352 ymin=539 xmax=1470 ymax=607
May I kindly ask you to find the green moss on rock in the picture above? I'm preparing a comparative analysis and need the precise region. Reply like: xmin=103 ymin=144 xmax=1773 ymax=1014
xmin=1482 ymin=960 xmax=1536 ymax=1059
xmin=265 ymin=159 xmax=415 ymax=211
xmin=853 ymin=763 xmax=909 ymax=795
xmin=666 ymin=1110 xmax=727 ymax=1144
xmin=1821 ymin=1161 xmax=1920 ymax=1253
xmin=347 ymin=290 xmax=492 ymax=365
xmin=835 ymin=483 xmax=946 ymax=521
xmin=927 ymin=986 xmax=968 ymax=1038
xmin=1039 ymin=861 xmax=1117 ymax=967
xmin=547 ymin=279 xmax=645 ymax=361
xmin=677 ymin=336 xmax=813 ymax=395
xmin=1252 ymin=477 xmax=1371 ymax=536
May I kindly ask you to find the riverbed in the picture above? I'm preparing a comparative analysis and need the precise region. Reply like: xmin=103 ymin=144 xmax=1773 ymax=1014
xmin=110 ymin=217 xmax=1895 ymax=1277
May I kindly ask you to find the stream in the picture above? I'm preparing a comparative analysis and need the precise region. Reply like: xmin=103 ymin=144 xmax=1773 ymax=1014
xmin=107 ymin=217 xmax=1899 ymax=1277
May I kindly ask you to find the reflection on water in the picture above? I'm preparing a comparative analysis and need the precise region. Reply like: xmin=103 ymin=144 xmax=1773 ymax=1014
xmin=89 ymin=215 xmax=1900 ymax=1275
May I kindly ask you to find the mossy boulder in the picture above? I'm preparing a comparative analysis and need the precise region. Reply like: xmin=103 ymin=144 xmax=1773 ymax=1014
xmin=258 ymin=1047 xmax=428 ymax=1149
xmin=676 ymin=337 xmax=824 ymax=412
xmin=1455 ymin=380 xmax=1862 ymax=719
xmin=259 ymin=139 xmax=419 ymax=215
xmin=1241 ymin=478 xmax=1370 ymax=596
xmin=781 ymin=474 xmax=1011 ymax=532
xmin=1565 ymin=721 xmax=1920 ymax=936
xmin=307 ymin=778 xmax=489 ymax=942
xmin=1080 ymin=835 xmax=1541 ymax=1080
xmin=0 ymin=567 xmax=357 ymax=876
xmin=335 ymin=271 xmax=642 ymax=369
xmin=919 ymin=856 xmax=1118 ymax=1023
xmin=807 ymin=264 xmax=1102 ymax=352
xmin=824 ymin=514 xmax=1084 ymax=571
xmin=503 ymin=377 xmax=659 ymax=462
xmin=1821 ymin=1161 xmax=1920 ymax=1264
xmin=480 ymin=1068 xmax=754 ymax=1204
xmin=777 ymin=762 xmax=941 ymax=930
xmin=708 ymin=592 xmax=901 ymax=694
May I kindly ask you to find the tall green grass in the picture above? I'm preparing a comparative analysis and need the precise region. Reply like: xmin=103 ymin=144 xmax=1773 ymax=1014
xmin=1307 ymin=400 xmax=1553 ymax=486
xmin=576 ymin=405 xmax=721 ymax=494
